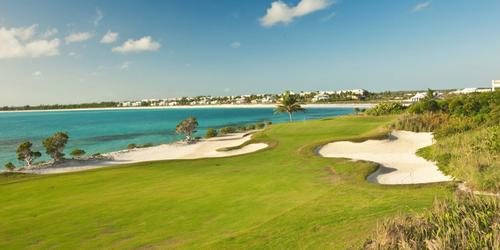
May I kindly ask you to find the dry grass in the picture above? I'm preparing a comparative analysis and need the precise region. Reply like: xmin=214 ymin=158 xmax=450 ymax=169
xmin=363 ymin=192 xmax=500 ymax=250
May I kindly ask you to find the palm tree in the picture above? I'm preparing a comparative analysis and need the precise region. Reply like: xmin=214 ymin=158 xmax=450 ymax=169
xmin=275 ymin=91 xmax=305 ymax=122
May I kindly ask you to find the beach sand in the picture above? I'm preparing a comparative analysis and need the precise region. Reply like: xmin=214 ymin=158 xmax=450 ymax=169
xmin=318 ymin=130 xmax=452 ymax=185
xmin=22 ymin=133 xmax=268 ymax=174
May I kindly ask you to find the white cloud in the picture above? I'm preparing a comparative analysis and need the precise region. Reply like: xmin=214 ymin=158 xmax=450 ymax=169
xmin=93 ymin=8 xmax=104 ymax=27
xmin=100 ymin=31 xmax=118 ymax=44
xmin=412 ymin=2 xmax=430 ymax=12
xmin=65 ymin=32 xmax=93 ymax=44
xmin=260 ymin=0 xmax=333 ymax=27
xmin=230 ymin=41 xmax=241 ymax=49
xmin=42 ymin=28 xmax=58 ymax=38
xmin=32 ymin=71 xmax=42 ymax=77
xmin=112 ymin=36 xmax=160 ymax=53
xmin=0 ymin=25 xmax=60 ymax=59
xmin=120 ymin=61 xmax=131 ymax=69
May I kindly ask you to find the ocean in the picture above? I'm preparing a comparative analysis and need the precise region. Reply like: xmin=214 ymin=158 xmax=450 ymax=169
xmin=0 ymin=107 xmax=354 ymax=167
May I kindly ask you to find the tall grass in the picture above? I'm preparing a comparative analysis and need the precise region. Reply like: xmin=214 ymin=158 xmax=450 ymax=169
xmin=422 ymin=125 xmax=500 ymax=192
xmin=363 ymin=193 xmax=500 ymax=250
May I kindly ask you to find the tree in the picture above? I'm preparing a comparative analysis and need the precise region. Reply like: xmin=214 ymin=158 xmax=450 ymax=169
xmin=4 ymin=162 xmax=16 ymax=171
xmin=176 ymin=117 xmax=198 ymax=142
xmin=426 ymin=88 xmax=435 ymax=100
xmin=275 ymin=91 xmax=305 ymax=122
xmin=16 ymin=141 xmax=41 ymax=167
xmin=70 ymin=149 xmax=86 ymax=159
xmin=205 ymin=128 xmax=218 ymax=138
xmin=42 ymin=132 xmax=69 ymax=162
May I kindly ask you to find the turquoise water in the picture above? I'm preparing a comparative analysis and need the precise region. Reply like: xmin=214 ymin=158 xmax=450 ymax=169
xmin=0 ymin=107 xmax=353 ymax=167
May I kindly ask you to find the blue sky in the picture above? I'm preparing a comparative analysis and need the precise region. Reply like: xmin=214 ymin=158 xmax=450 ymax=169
xmin=0 ymin=0 xmax=499 ymax=105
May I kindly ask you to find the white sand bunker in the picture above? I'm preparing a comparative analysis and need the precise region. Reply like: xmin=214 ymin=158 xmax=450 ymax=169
xmin=318 ymin=130 xmax=452 ymax=185
xmin=23 ymin=133 xmax=268 ymax=175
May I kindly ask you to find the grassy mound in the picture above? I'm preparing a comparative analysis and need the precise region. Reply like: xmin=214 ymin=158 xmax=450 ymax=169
xmin=0 ymin=116 xmax=451 ymax=249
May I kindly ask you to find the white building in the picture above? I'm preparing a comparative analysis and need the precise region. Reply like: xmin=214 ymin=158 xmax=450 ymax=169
xmin=450 ymin=88 xmax=492 ymax=95
xmin=492 ymin=80 xmax=500 ymax=91
xmin=312 ymin=93 xmax=329 ymax=102
xmin=410 ymin=92 xmax=427 ymax=103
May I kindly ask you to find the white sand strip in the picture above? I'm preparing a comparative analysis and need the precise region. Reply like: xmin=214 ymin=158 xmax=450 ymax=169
xmin=318 ymin=130 xmax=452 ymax=185
xmin=22 ymin=133 xmax=267 ymax=174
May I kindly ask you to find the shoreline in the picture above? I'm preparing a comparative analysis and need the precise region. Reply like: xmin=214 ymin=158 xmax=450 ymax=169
xmin=19 ymin=132 xmax=268 ymax=174
xmin=0 ymin=103 xmax=375 ymax=113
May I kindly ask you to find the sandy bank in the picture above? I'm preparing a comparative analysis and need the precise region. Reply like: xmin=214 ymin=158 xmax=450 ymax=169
xmin=0 ymin=103 xmax=375 ymax=113
xmin=318 ymin=130 xmax=452 ymax=185
xmin=21 ymin=133 xmax=268 ymax=174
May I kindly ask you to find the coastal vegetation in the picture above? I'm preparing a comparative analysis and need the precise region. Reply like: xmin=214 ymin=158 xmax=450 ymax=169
xmin=70 ymin=149 xmax=86 ymax=159
xmin=362 ymin=91 xmax=499 ymax=248
xmin=16 ymin=141 xmax=41 ymax=167
xmin=275 ymin=91 xmax=305 ymax=121
xmin=175 ymin=117 xmax=198 ymax=142
xmin=204 ymin=128 xmax=218 ymax=138
xmin=3 ymin=162 xmax=15 ymax=171
xmin=364 ymin=193 xmax=499 ymax=249
xmin=42 ymin=132 xmax=69 ymax=162
xmin=0 ymin=115 xmax=451 ymax=249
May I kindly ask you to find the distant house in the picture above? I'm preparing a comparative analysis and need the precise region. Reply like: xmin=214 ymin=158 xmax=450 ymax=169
xmin=312 ymin=93 xmax=329 ymax=102
xmin=492 ymin=80 xmax=500 ymax=91
xmin=450 ymin=88 xmax=491 ymax=95
xmin=410 ymin=92 xmax=427 ymax=103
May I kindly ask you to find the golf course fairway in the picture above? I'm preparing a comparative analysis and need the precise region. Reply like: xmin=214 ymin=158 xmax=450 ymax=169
xmin=0 ymin=116 xmax=452 ymax=249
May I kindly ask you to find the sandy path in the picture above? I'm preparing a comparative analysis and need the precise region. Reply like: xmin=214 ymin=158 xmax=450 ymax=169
xmin=318 ymin=130 xmax=452 ymax=184
xmin=22 ymin=133 xmax=267 ymax=174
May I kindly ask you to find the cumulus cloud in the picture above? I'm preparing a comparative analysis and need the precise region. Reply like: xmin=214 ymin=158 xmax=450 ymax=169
xmin=100 ymin=31 xmax=118 ymax=44
xmin=112 ymin=36 xmax=160 ymax=53
xmin=42 ymin=28 xmax=58 ymax=38
xmin=412 ymin=2 xmax=430 ymax=12
xmin=0 ymin=25 xmax=60 ymax=59
xmin=230 ymin=41 xmax=241 ymax=49
xmin=65 ymin=32 xmax=93 ymax=44
xmin=260 ymin=0 xmax=333 ymax=27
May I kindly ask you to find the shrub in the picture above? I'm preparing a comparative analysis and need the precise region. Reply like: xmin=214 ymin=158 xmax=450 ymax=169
xmin=363 ymin=193 xmax=499 ymax=250
xmin=205 ymin=128 xmax=218 ymax=138
xmin=255 ymin=123 xmax=265 ymax=129
xmin=407 ymin=99 xmax=441 ymax=114
xmin=246 ymin=124 xmax=256 ymax=130
xmin=424 ymin=125 xmax=500 ymax=192
xmin=220 ymin=126 xmax=237 ymax=134
xmin=391 ymin=113 xmax=449 ymax=132
xmin=70 ymin=149 xmax=86 ymax=158
xmin=127 ymin=144 xmax=137 ymax=149
xmin=366 ymin=102 xmax=405 ymax=116
xmin=4 ymin=162 xmax=16 ymax=171
xmin=42 ymin=132 xmax=69 ymax=162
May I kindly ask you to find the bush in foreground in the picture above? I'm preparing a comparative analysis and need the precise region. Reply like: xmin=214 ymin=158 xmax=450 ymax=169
xmin=421 ymin=125 xmax=500 ymax=192
xmin=220 ymin=126 xmax=237 ymax=134
xmin=363 ymin=193 xmax=500 ymax=250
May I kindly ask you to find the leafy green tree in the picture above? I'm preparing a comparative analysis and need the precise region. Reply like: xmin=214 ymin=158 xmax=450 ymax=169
xmin=275 ymin=91 xmax=305 ymax=122
xmin=16 ymin=141 xmax=41 ymax=167
xmin=42 ymin=132 xmax=69 ymax=162
xmin=205 ymin=128 xmax=218 ymax=138
xmin=176 ymin=117 xmax=198 ymax=142
xmin=426 ymin=88 xmax=435 ymax=100
xmin=4 ymin=162 xmax=16 ymax=171
xmin=70 ymin=149 xmax=86 ymax=159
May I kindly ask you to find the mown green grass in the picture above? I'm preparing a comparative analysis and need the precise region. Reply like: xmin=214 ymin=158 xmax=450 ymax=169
xmin=0 ymin=116 xmax=453 ymax=249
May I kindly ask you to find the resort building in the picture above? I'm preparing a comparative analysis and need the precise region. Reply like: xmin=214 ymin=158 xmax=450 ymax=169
xmin=312 ymin=93 xmax=330 ymax=102
xmin=492 ymin=80 xmax=500 ymax=91
xmin=450 ymin=88 xmax=492 ymax=95
xmin=409 ymin=92 xmax=427 ymax=103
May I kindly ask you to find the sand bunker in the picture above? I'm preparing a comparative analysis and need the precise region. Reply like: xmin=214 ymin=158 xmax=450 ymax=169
xmin=318 ymin=130 xmax=452 ymax=185
xmin=23 ymin=133 xmax=268 ymax=174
